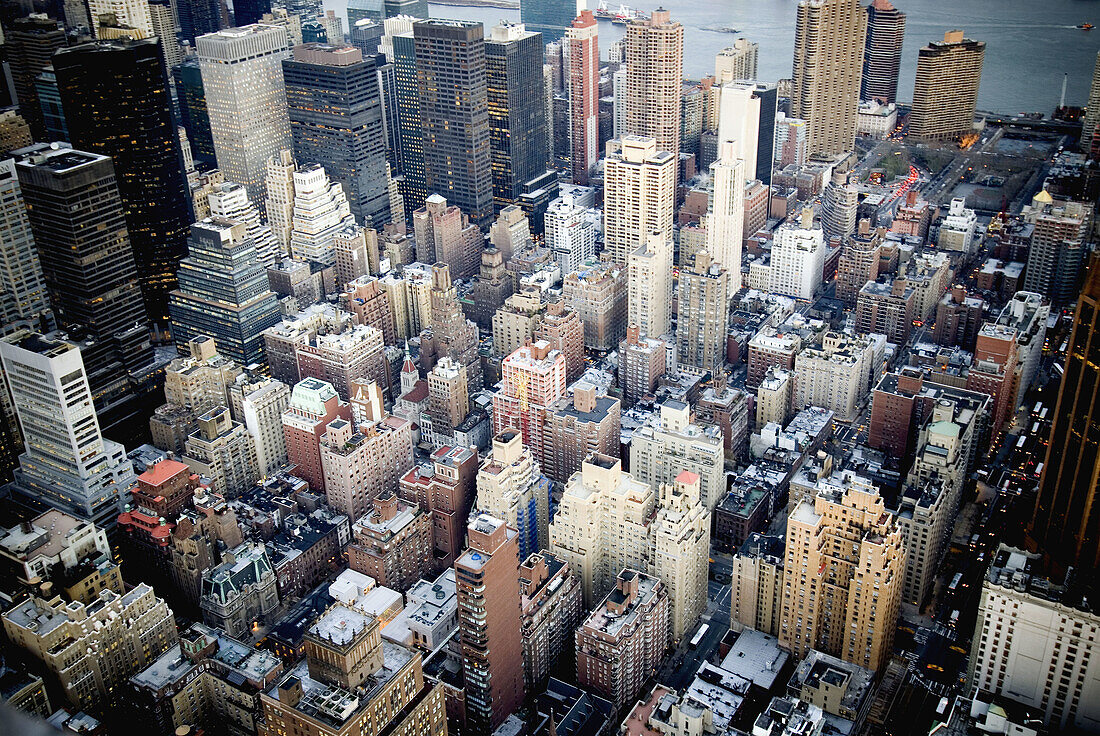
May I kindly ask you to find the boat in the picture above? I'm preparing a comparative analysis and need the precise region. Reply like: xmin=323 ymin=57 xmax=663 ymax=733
xmin=1079 ymin=23 xmax=1094 ymax=30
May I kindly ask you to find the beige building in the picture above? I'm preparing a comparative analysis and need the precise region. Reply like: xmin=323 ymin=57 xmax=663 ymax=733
xmin=184 ymin=406 xmax=259 ymax=498
xmin=715 ymin=38 xmax=759 ymax=83
xmin=603 ymin=136 xmax=677 ymax=264
xmin=4 ymin=584 xmax=177 ymax=710
xmin=730 ymin=533 xmax=784 ymax=635
xmin=909 ymin=30 xmax=985 ymax=143
xmin=493 ymin=288 xmax=545 ymax=359
xmin=629 ymin=400 xmax=726 ymax=511
xmin=628 ymin=230 xmax=673 ymax=340
xmin=704 ymin=141 xmax=746 ymax=284
xmin=624 ymin=9 xmax=684 ymax=157
xmin=164 ymin=336 xmax=242 ymax=413
xmin=228 ymin=374 xmax=292 ymax=477
xmin=791 ymin=0 xmax=866 ymax=157
xmin=651 ymin=471 xmax=710 ymax=642
xmin=756 ymin=366 xmax=793 ymax=428
xmin=475 ymin=429 xmax=551 ymax=561
xmin=426 ymin=356 xmax=468 ymax=445
xmin=676 ymin=251 xmax=731 ymax=373
xmin=792 ymin=332 xmax=886 ymax=423
xmin=780 ymin=476 xmax=905 ymax=671
xmin=563 ymin=260 xmax=629 ymax=351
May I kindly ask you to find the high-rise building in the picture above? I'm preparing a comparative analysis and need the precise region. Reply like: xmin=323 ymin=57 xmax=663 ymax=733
xmin=780 ymin=475 xmax=904 ymax=671
xmin=425 ymin=262 xmax=483 ymax=393
xmin=283 ymin=43 xmax=390 ymax=227
xmin=289 ymin=164 xmax=358 ymax=265
xmin=909 ymin=30 xmax=985 ymax=143
xmin=1082 ymin=51 xmax=1100 ymax=154
xmin=791 ymin=0 xmax=865 ymax=157
xmin=1022 ymin=194 xmax=1091 ymax=306
xmin=476 ymin=429 xmax=551 ymax=559
xmin=716 ymin=83 xmax=759 ymax=187
xmin=563 ymin=260 xmax=629 ymax=351
xmin=228 ymin=374 xmax=291 ymax=476
xmin=704 ymin=140 xmax=746 ymax=282
xmin=148 ymin=1 xmax=183 ymax=71
xmin=623 ymin=9 xmax=683 ymax=156
xmin=618 ymin=326 xmax=666 ymax=408
xmin=234 ymin=0 xmax=271 ymax=25
xmin=520 ymin=0 xmax=577 ymax=43
xmin=651 ymin=471 xmax=710 ymax=641
xmin=715 ymin=38 xmax=759 ymax=83
xmin=281 ymin=377 xmax=352 ymax=492
xmin=183 ymin=406 xmax=259 ymax=497
xmin=169 ymin=218 xmax=281 ymax=367
xmin=544 ymin=383 xmax=621 ymax=484
xmin=861 ymin=0 xmax=905 ymax=103
xmin=177 ymin=0 xmax=228 ymax=42
xmin=426 ymin=356 xmax=468 ymax=444
xmin=456 ymin=513 xmax=525 ymax=732
xmin=1029 ymin=258 xmax=1100 ymax=571
xmin=347 ymin=491 xmax=432 ymax=589
xmin=492 ymin=341 xmax=567 ymax=472
xmin=603 ymin=136 xmax=676 ymax=264
xmin=399 ymin=444 xmax=478 ymax=571
xmin=197 ymin=24 xmax=292 ymax=205
xmin=203 ymin=179 xmax=281 ymax=270
xmin=545 ymin=193 xmax=598 ymax=273
xmin=412 ymin=193 xmax=484 ymax=279
xmin=768 ymin=209 xmax=825 ymax=300
xmin=564 ymin=10 xmax=599 ymax=185
xmin=7 ymin=14 xmax=67 ymax=140
xmin=519 ymin=551 xmax=584 ymax=689
xmin=486 ymin=22 xmax=551 ymax=209
xmin=676 ymin=251 xmax=731 ymax=373
xmin=391 ymin=29 xmax=426 ymax=209
xmin=630 ymin=400 xmax=726 ymax=511
xmin=414 ymin=19 xmax=493 ymax=227
xmin=174 ymin=57 xmax=218 ymax=170
xmin=14 ymin=144 xmax=155 ymax=419
xmin=54 ymin=37 xmax=191 ymax=326
xmin=0 ymin=332 xmax=137 ymax=532
xmin=627 ymin=230 xmax=673 ymax=340
xmin=0 ymin=160 xmax=50 ymax=334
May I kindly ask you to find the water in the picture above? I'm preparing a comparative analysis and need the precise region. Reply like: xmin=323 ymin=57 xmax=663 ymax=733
xmin=321 ymin=0 xmax=1100 ymax=115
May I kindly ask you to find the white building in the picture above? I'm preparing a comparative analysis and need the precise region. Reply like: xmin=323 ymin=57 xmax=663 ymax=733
xmin=714 ymin=38 xmax=758 ymax=83
xmin=630 ymin=400 xmax=726 ymax=511
xmin=768 ymin=209 xmax=824 ymax=300
xmin=265 ymin=149 xmax=296 ymax=252
xmin=198 ymin=24 xmax=292 ymax=206
xmin=856 ymin=100 xmax=898 ymax=139
xmin=289 ymin=164 xmax=357 ymax=266
xmin=628 ymin=230 xmax=673 ymax=340
xmin=201 ymin=179 xmax=281 ymax=270
xmin=228 ymin=375 xmax=291 ymax=478
xmin=704 ymin=141 xmax=746 ymax=286
xmin=0 ymin=159 xmax=50 ymax=333
xmin=545 ymin=194 xmax=597 ymax=274
xmin=716 ymin=82 xmax=760 ymax=185
xmin=938 ymin=197 xmax=978 ymax=253
xmin=603 ymin=135 xmax=676 ymax=264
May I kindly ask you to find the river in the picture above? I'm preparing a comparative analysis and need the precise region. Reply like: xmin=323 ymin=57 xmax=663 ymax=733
xmin=319 ymin=0 xmax=1100 ymax=115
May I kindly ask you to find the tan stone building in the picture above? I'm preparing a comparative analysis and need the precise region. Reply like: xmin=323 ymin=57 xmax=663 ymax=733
xmin=623 ymin=9 xmax=684 ymax=157
xmin=563 ymin=260 xmax=629 ymax=352
xmin=183 ymin=406 xmax=259 ymax=498
xmin=651 ymin=471 xmax=710 ymax=642
xmin=628 ymin=230 xmax=673 ymax=340
xmin=603 ymin=136 xmax=676 ymax=264
xmin=475 ymin=429 xmax=551 ymax=560
xmin=426 ymin=356 xmax=469 ymax=446
xmin=347 ymin=493 xmax=433 ymax=592
xmin=676 ymin=251 xmax=730 ymax=373
xmin=909 ymin=30 xmax=985 ymax=143
xmin=545 ymin=383 xmax=622 ymax=484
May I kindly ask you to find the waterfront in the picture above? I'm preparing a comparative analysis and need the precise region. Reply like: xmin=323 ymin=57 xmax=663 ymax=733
xmin=320 ymin=0 xmax=1100 ymax=116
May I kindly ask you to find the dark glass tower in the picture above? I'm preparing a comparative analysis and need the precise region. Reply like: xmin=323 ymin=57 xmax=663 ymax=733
xmin=485 ymin=22 xmax=549 ymax=210
xmin=520 ymin=0 xmax=576 ymax=43
xmin=1031 ymin=258 xmax=1100 ymax=572
xmin=35 ymin=65 xmax=68 ymax=142
xmin=392 ymin=32 xmax=426 ymax=214
xmin=861 ymin=0 xmax=906 ymax=103
xmin=752 ymin=82 xmax=778 ymax=184
xmin=414 ymin=19 xmax=493 ymax=228
xmin=347 ymin=0 xmax=383 ymax=25
xmin=283 ymin=43 xmax=390 ymax=227
xmin=53 ymin=37 xmax=192 ymax=327
xmin=233 ymin=0 xmax=270 ymax=26
xmin=173 ymin=56 xmax=217 ymax=170
xmin=7 ymin=14 xmax=67 ymax=139
xmin=384 ymin=0 xmax=426 ymax=18
xmin=177 ymin=0 xmax=227 ymax=42
xmin=14 ymin=144 xmax=155 ymax=421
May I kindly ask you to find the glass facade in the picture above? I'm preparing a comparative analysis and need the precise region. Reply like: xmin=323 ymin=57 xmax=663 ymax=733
xmin=520 ymin=0 xmax=576 ymax=44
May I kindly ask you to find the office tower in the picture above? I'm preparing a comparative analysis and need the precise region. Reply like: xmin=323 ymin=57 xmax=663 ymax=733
xmin=791 ymin=0 xmax=865 ymax=157
xmin=717 ymin=80 xmax=777 ymax=184
xmin=426 ymin=356 xmax=468 ymax=444
xmin=651 ymin=471 xmax=710 ymax=641
xmin=412 ymin=193 xmax=483 ymax=279
xmin=347 ymin=0 xmax=383 ymax=25
xmin=492 ymin=341 xmax=567 ymax=472
xmin=544 ymin=382 xmax=620 ymax=484
xmin=414 ymin=19 xmax=493 ymax=227
xmin=476 ymin=429 xmax=551 ymax=560
xmin=197 ymin=24 xmax=291 ymax=205
xmin=3 ymin=582 xmax=176 ymax=712
xmin=520 ymin=0 xmax=576 ymax=43
xmin=861 ymin=0 xmax=905 ymax=103
xmin=623 ymin=9 xmax=683 ymax=156
xmin=1023 ymin=194 xmax=1091 ymax=305
xmin=769 ymin=210 xmax=825 ymax=300
xmin=603 ymin=136 xmax=676 ymax=264
xmin=627 ymin=230 xmax=672 ymax=339
xmin=545 ymin=193 xmax=597 ymax=273
xmin=391 ymin=29 xmax=426 ymax=209
xmin=676 ymin=251 xmax=730 ymax=373
xmin=7 ymin=14 xmax=67 ymax=139
xmin=283 ymin=43 xmax=390 ymax=227
xmin=281 ymin=377 xmax=352 ymax=492
xmin=232 ymin=0 xmax=270 ymax=25
xmin=1083 ymin=51 xmax=1100 ymax=154
xmin=177 ymin=0 xmax=228 ymax=42
xmin=53 ymin=37 xmax=191 ymax=326
xmin=486 ymin=22 xmax=551 ymax=209
xmin=564 ymin=10 xmax=599 ymax=185
xmin=781 ymin=475 xmax=904 ymax=671
xmin=456 ymin=513 xmax=525 ymax=732
xmin=576 ymin=570 xmax=669 ymax=710
xmin=288 ymin=164 xmax=358 ymax=266
xmin=0 ymin=159 xmax=50 ymax=333
xmin=715 ymin=38 xmax=758 ymax=83
xmin=173 ymin=58 xmax=216 ymax=170
xmin=630 ymin=400 xmax=726 ymax=511
xmin=169 ymin=219 xmax=281 ymax=366
xmin=909 ymin=30 xmax=985 ymax=143
xmin=0 ymin=332 xmax=136 ymax=532
xmin=1030 ymin=259 xmax=1100 ymax=571
xmin=704 ymin=141 xmax=745 ymax=283
xmin=14 ymin=144 xmax=155 ymax=416
xmin=264 ymin=149 xmax=297 ymax=253
xmin=34 ymin=68 xmax=69 ymax=144
xmin=205 ymin=180 xmax=281 ymax=270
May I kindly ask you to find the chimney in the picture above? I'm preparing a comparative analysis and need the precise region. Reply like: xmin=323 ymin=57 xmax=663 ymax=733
xmin=626 ymin=324 xmax=641 ymax=346
xmin=858 ymin=218 xmax=870 ymax=236
xmin=574 ymin=384 xmax=597 ymax=413
xmin=951 ymin=286 xmax=966 ymax=303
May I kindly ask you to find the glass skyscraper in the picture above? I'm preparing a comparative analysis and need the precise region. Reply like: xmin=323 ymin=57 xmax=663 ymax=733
xmin=520 ymin=0 xmax=577 ymax=43
xmin=173 ymin=57 xmax=217 ymax=170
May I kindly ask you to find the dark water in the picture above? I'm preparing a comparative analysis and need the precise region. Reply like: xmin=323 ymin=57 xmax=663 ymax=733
xmin=322 ymin=0 xmax=1100 ymax=115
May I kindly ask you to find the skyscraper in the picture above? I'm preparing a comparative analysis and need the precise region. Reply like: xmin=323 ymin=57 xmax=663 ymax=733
xmin=1082 ymin=51 xmax=1100 ymax=155
xmin=909 ymin=30 xmax=985 ymax=143
xmin=716 ymin=83 xmax=759 ymax=187
xmin=628 ymin=230 xmax=673 ymax=340
xmin=169 ymin=219 xmax=281 ymax=366
xmin=173 ymin=57 xmax=217 ymax=170
xmin=283 ymin=43 xmax=390 ymax=227
xmin=705 ymin=141 xmax=745 ymax=284
xmin=485 ymin=22 xmax=551 ymax=209
xmin=87 ymin=0 xmax=153 ymax=36
xmin=233 ymin=0 xmax=270 ymax=25
xmin=492 ymin=341 xmax=567 ymax=473
xmin=1030 ymin=258 xmax=1100 ymax=572
xmin=791 ymin=0 xmax=865 ymax=157
xmin=1 ymin=331 xmax=137 ymax=532
xmin=455 ymin=513 xmax=524 ymax=732
xmin=676 ymin=251 xmax=730 ymax=373
xmin=289 ymin=164 xmax=358 ymax=266
xmin=624 ymin=9 xmax=683 ymax=156
xmin=14 ymin=144 xmax=155 ymax=419
xmin=603 ymin=136 xmax=676 ymax=264
xmin=197 ymin=24 xmax=292 ymax=205
xmin=6 ymin=14 xmax=66 ymax=140
xmin=414 ymin=19 xmax=493 ymax=227
xmin=861 ymin=0 xmax=905 ymax=103
xmin=391 ymin=29 xmax=426 ymax=210
xmin=0 ymin=159 xmax=51 ymax=334
xmin=714 ymin=38 xmax=759 ymax=84
xmin=519 ymin=0 xmax=577 ymax=43
xmin=564 ymin=10 xmax=599 ymax=185
xmin=53 ymin=38 xmax=191 ymax=326
xmin=177 ymin=0 xmax=228 ymax=42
